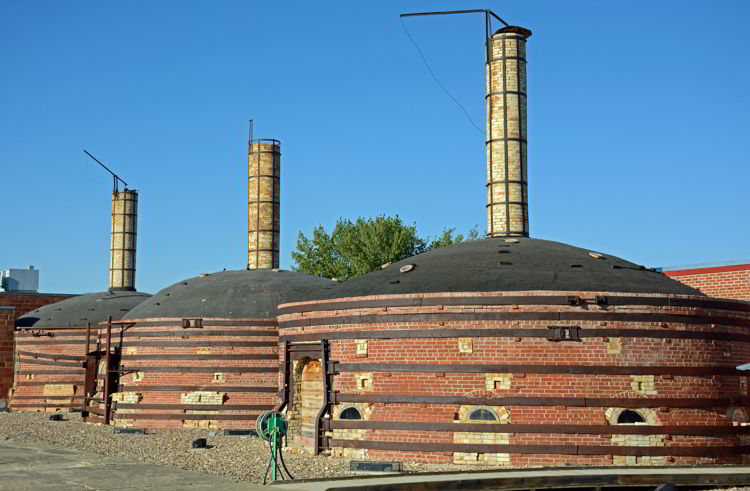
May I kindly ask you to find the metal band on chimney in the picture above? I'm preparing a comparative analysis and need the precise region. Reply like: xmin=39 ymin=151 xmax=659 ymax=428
xmin=486 ymin=26 xmax=531 ymax=238
xmin=109 ymin=189 xmax=138 ymax=291
xmin=248 ymin=139 xmax=280 ymax=269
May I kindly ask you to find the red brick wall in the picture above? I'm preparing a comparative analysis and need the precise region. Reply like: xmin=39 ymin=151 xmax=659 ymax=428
xmin=0 ymin=307 xmax=15 ymax=409
xmin=664 ymin=264 xmax=750 ymax=300
xmin=106 ymin=317 xmax=278 ymax=429
xmin=278 ymin=291 xmax=750 ymax=466
xmin=11 ymin=325 xmax=89 ymax=412
xmin=0 ymin=293 xmax=75 ymax=318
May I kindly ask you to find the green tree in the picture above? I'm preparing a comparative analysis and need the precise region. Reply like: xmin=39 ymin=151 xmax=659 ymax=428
xmin=292 ymin=216 xmax=479 ymax=281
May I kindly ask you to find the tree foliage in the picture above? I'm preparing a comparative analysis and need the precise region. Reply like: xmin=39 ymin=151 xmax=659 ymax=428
xmin=292 ymin=216 xmax=479 ymax=281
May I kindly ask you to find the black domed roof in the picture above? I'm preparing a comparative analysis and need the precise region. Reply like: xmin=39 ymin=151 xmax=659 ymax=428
xmin=123 ymin=269 xmax=337 ymax=320
xmin=323 ymin=237 xmax=702 ymax=299
xmin=17 ymin=290 xmax=152 ymax=328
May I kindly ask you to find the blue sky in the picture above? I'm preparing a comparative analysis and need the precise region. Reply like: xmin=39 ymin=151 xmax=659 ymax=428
xmin=2 ymin=1 xmax=748 ymax=294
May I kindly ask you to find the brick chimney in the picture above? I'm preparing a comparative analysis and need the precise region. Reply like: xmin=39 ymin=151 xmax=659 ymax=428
xmin=109 ymin=189 xmax=138 ymax=291
xmin=248 ymin=139 xmax=280 ymax=269
xmin=486 ymin=26 xmax=532 ymax=237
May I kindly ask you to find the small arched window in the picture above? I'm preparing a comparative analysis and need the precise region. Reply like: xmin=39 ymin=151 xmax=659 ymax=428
xmin=339 ymin=406 xmax=362 ymax=420
xmin=617 ymin=409 xmax=645 ymax=424
xmin=469 ymin=408 xmax=498 ymax=421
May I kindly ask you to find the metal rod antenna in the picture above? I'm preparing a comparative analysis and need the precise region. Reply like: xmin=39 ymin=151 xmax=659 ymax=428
xmin=400 ymin=9 xmax=486 ymax=18
xmin=83 ymin=150 xmax=128 ymax=192
xmin=248 ymin=119 xmax=254 ymax=155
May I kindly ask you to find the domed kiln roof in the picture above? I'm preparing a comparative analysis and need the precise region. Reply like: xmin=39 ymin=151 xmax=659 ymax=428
xmin=17 ymin=290 xmax=152 ymax=328
xmin=324 ymin=237 xmax=702 ymax=299
xmin=123 ymin=269 xmax=337 ymax=320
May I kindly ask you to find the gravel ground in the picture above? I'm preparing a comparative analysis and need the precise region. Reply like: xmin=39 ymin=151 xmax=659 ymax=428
xmin=2 ymin=412 xmax=750 ymax=488
xmin=0 ymin=411 xmax=490 ymax=484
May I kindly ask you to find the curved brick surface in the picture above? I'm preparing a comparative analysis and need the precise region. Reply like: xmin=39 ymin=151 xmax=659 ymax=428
xmin=278 ymin=291 xmax=750 ymax=466
xmin=107 ymin=317 xmax=279 ymax=430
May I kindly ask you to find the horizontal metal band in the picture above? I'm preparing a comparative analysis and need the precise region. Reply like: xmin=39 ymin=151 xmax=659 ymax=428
xmin=486 ymin=201 xmax=528 ymax=207
xmin=10 ymin=395 xmax=83 ymax=400
xmin=119 ymin=385 xmax=278 ymax=393
xmin=281 ymin=299 xmax=750 ymax=319
xmin=278 ymin=295 xmax=750 ymax=316
xmin=247 ymin=249 xmax=280 ymax=254
xmin=115 ymin=404 xmax=273 ymax=411
xmin=248 ymin=175 xmax=280 ymax=180
xmin=282 ymin=327 xmax=750 ymax=343
xmin=486 ymin=90 xmax=527 ymax=98
xmin=334 ymin=363 xmax=742 ymax=376
xmin=485 ymin=137 xmax=527 ymax=144
xmin=16 ymin=332 xmax=87 ymax=339
xmin=15 ymin=325 xmax=90 ymax=332
xmin=488 ymin=55 xmax=527 ymax=63
xmin=245 ymin=229 xmax=279 ymax=234
xmin=114 ymin=413 xmax=264 ymax=420
xmin=247 ymin=200 xmax=280 ymax=205
xmin=329 ymin=439 xmax=748 ymax=457
xmin=486 ymin=179 xmax=527 ymax=186
xmin=18 ymin=358 xmax=82 ymax=368
xmin=121 ymin=366 xmax=276 ymax=373
xmin=120 ymin=329 xmax=277 ymax=339
xmin=112 ymin=319 xmax=277 ymax=328
xmin=119 ymin=341 xmax=277 ymax=348
xmin=16 ymin=330 xmax=273 ymax=339
xmin=278 ymin=310 xmax=750 ymax=330
xmin=13 ymin=380 xmax=82 ymax=386
xmin=327 ymin=420 xmax=750 ymax=436
xmin=11 ymin=403 xmax=81 ymax=409
xmin=120 ymin=354 xmax=277 ymax=361
xmin=18 ymin=369 xmax=84 ymax=375
xmin=248 ymin=151 xmax=281 ymax=155
xmin=335 ymin=393 xmax=750 ymax=409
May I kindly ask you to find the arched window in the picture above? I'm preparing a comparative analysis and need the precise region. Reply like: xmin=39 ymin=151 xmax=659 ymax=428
xmin=469 ymin=408 xmax=498 ymax=421
xmin=617 ymin=409 xmax=645 ymax=424
xmin=339 ymin=406 xmax=362 ymax=420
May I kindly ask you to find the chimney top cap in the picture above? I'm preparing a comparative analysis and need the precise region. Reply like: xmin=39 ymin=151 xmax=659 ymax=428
xmin=494 ymin=26 xmax=532 ymax=38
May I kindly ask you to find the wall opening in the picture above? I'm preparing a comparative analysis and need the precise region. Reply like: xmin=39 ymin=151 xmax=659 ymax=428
xmin=617 ymin=409 xmax=645 ymax=424
xmin=339 ymin=406 xmax=362 ymax=420
xmin=469 ymin=408 xmax=498 ymax=421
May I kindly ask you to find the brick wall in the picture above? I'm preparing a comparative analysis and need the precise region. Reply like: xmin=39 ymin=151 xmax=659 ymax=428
xmin=663 ymin=264 xmax=750 ymax=300
xmin=107 ymin=317 xmax=278 ymax=429
xmin=0 ymin=307 xmax=15 ymax=410
xmin=0 ymin=293 xmax=75 ymax=318
xmin=278 ymin=291 xmax=750 ymax=466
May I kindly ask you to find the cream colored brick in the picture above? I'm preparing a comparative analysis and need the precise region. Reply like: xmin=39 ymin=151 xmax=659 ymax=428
xmin=111 ymin=391 xmax=141 ymax=404
xmin=485 ymin=373 xmax=511 ymax=391
xmin=180 ymin=391 xmax=225 ymax=405
xmin=43 ymin=384 xmax=75 ymax=396
xmin=125 ymin=347 xmax=138 ymax=355
xmin=212 ymin=373 xmax=225 ymax=383
xmin=458 ymin=338 xmax=473 ymax=353
xmin=355 ymin=339 xmax=368 ymax=356
xmin=631 ymin=375 xmax=657 ymax=395
xmin=197 ymin=347 xmax=212 ymax=355
xmin=607 ymin=337 xmax=622 ymax=354
xmin=355 ymin=373 xmax=374 ymax=391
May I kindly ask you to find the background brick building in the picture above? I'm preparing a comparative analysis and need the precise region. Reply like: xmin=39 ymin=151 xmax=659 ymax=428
xmin=657 ymin=260 xmax=750 ymax=301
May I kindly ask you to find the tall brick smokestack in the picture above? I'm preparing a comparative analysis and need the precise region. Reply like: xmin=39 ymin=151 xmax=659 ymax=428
xmin=248 ymin=139 xmax=280 ymax=269
xmin=486 ymin=26 xmax=532 ymax=237
xmin=109 ymin=189 xmax=138 ymax=291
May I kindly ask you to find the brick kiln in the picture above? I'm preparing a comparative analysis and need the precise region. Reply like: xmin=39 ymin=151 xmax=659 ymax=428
xmin=101 ymin=138 xmax=337 ymax=430
xmin=11 ymin=189 xmax=151 ymax=413
xmin=275 ymin=22 xmax=750 ymax=466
